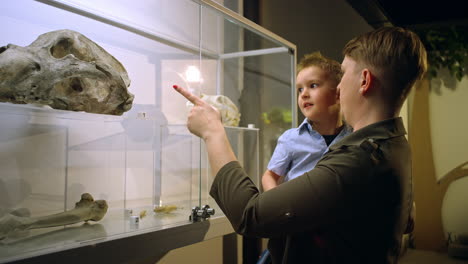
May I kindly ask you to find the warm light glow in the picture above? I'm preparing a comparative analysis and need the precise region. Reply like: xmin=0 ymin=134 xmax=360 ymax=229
xmin=185 ymin=66 xmax=202 ymax=83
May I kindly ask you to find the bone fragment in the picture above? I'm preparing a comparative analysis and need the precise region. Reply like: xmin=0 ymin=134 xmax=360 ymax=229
xmin=0 ymin=193 xmax=108 ymax=240
xmin=153 ymin=205 xmax=179 ymax=214
xmin=139 ymin=210 xmax=147 ymax=219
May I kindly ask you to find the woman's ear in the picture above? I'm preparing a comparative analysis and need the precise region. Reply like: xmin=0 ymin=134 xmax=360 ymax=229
xmin=335 ymin=87 xmax=340 ymax=103
xmin=359 ymin=68 xmax=373 ymax=95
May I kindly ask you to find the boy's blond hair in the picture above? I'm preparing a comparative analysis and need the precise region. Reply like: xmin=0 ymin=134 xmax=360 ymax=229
xmin=297 ymin=52 xmax=342 ymax=86
xmin=343 ymin=27 xmax=427 ymax=108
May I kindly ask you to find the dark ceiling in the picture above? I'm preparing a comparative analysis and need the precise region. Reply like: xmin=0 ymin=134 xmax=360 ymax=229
xmin=346 ymin=0 xmax=468 ymax=28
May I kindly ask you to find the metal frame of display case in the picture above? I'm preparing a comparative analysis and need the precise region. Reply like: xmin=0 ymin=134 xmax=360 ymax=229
xmin=0 ymin=0 xmax=297 ymax=263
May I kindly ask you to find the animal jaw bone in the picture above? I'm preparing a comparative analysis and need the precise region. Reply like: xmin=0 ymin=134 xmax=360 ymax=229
xmin=0 ymin=29 xmax=134 ymax=115
xmin=0 ymin=193 xmax=108 ymax=240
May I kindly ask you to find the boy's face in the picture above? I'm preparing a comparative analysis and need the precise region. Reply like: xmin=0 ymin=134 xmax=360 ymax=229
xmin=337 ymin=56 xmax=361 ymax=125
xmin=296 ymin=66 xmax=339 ymax=123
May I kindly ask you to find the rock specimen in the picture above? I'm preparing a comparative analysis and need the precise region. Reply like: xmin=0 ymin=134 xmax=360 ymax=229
xmin=0 ymin=29 xmax=134 ymax=115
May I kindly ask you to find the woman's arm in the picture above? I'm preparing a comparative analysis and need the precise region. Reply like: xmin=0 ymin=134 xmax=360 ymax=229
xmin=174 ymin=84 xmax=344 ymax=237
xmin=173 ymin=85 xmax=236 ymax=176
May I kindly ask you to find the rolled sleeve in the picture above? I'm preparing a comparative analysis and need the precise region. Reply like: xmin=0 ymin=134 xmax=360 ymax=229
xmin=267 ymin=132 xmax=291 ymax=177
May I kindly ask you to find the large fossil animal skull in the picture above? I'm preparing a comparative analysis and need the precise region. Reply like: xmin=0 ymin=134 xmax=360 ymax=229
xmin=0 ymin=29 xmax=134 ymax=115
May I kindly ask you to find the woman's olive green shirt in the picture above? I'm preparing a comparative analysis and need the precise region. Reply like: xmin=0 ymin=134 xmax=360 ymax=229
xmin=210 ymin=117 xmax=413 ymax=264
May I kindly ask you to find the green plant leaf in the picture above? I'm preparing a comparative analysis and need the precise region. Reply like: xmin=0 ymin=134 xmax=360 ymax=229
xmin=415 ymin=25 xmax=468 ymax=82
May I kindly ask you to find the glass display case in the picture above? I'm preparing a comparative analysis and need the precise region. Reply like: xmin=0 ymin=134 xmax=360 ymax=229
xmin=0 ymin=0 xmax=296 ymax=262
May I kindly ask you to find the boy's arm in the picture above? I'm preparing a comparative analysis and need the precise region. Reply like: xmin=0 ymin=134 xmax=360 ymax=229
xmin=262 ymin=170 xmax=282 ymax=192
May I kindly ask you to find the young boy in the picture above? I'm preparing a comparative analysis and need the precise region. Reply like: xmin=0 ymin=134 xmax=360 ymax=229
xmin=262 ymin=52 xmax=351 ymax=191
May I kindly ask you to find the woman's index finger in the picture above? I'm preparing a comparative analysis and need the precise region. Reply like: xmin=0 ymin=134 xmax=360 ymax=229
xmin=172 ymin=85 xmax=204 ymax=105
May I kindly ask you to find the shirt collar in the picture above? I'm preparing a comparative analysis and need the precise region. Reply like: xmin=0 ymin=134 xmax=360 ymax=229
xmin=298 ymin=118 xmax=312 ymax=134
xmin=298 ymin=118 xmax=353 ymax=136
xmin=330 ymin=117 xmax=406 ymax=150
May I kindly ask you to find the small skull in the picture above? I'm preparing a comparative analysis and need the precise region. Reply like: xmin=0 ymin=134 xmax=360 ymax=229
xmin=200 ymin=94 xmax=240 ymax=126
xmin=0 ymin=29 xmax=134 ymax=115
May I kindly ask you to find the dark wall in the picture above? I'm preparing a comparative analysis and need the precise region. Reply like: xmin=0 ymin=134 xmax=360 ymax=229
xmin=259 ymin=0 xmax=372 ymax=62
